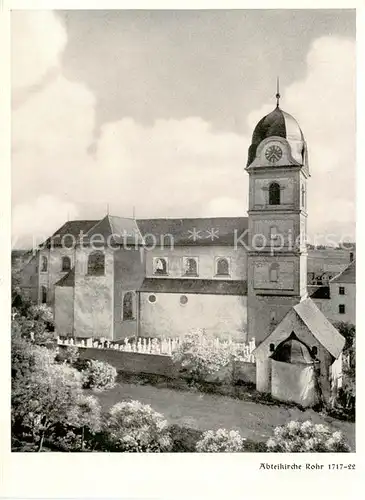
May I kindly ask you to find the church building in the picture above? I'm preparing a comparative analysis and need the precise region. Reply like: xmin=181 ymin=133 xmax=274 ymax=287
xmin=19 ymin=92 xmax=349 ymax=368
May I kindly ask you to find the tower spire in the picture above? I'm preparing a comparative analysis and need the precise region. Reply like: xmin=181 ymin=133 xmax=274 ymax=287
xmin=276 ymin=77 xmax=280 ymax=108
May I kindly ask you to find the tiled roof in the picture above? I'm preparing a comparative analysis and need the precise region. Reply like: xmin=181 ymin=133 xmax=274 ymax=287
xmin=293 ymin=298 xmax=345 ymax=358
xmin=308 ymin=285 xmax=330 ymax=299
xmin=42 ymin=220 xmax=99 ymax=247
xmin=139 ymin=278 xmax=247 ymax=295
xmin=55 ymin=268 xmax=75 ymax=287
xmin=82 ymin=215 xmax=144 ymax=246
xmin=136 ymin=217 xmax=248 ymax=246
xmin=42 ymin=216 xmax=248 ymax=249
xmin=331 ymin=260 xmax=356 ymax=284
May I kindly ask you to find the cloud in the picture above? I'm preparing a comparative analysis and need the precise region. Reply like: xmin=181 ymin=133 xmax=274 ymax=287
xmin=11 ymin=11 xmax=67 ymax=90
xmin=11 ymin=15 xmax=355 ymax=247
xmin=248 ymin=36 xmax=356 ymax=240
xmin=12 ymin=195 xmax=79 ymax=249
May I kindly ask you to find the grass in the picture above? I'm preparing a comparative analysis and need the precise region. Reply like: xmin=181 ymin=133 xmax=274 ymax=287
xmin=94 ymin=379 xmax=356 ymax=451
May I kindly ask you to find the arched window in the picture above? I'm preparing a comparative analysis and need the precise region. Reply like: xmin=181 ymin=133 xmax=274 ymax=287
xmin=123 ymin=292 xmax=135 ymax=320
xmin=269 ymin=182 xmax=281 ymax=205
xmin=154 ymin=258 xmax=168 ymax=275
xmin=87 ymin=251 xmax=105 ymax=276
xmin=62 ymin=256 xmax=71 ymax=272
xmin=41 ymin=256 xmax=48 ymax=272
xmin=216 ymin=257 xmax=229 ymax=276
xmin=269 ymin=263 xmax=279 ymax=282
xmin=301 ymin=185 xmax=306 ymax=208
xmin=184 ymin=257 xmax=198 ymax=276
xmin=41 ymin=286 xmax=47 ymax=304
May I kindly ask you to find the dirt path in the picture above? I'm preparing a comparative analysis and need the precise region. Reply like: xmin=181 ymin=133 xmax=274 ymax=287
xmin=96 ymin=382 xmax=355 ymax=449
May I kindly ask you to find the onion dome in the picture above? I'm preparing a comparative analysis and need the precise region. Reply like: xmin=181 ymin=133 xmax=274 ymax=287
xmin=247 ymin=82 xmax=306 ymax=166
xmin=271 ymin=335 xmax=314 ymax=365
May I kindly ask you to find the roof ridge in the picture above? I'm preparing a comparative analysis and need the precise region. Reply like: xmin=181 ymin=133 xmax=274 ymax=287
xmin=330 ymin=259 xmax=356 ymax=283
xmin=83 ymin=216 xmax=111 ymax=237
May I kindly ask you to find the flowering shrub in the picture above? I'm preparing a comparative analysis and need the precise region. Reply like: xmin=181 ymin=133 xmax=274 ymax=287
xmin=55 ymin=345 xmax=80 ymax=366
xmin=172 ymin=329 xmax=242 ymax=383
xmin=29 ymin=304 xmax=54 ymax=327
xmin=81 ymin=360 xmax=117 ymax=391
xmin=266 ymin=420 xmax=351 ymax=452
xmin=104 ymin=400 xmax=172 ymax=452
xmin=196 ymin=428 xmax=245 ymax=452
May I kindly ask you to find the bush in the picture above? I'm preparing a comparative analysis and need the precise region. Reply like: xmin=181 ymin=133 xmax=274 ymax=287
xmin=168 ymin=425 xmax=204 ymax=452
xmin=104 ymin=400 xmax=172 ymax=452
xmin=172 ymin=329 xmax=243 ymax=384
xmin=266 ymin=420 xmax=351 ymax=452
xmin=55 ymin=346 xmax=80 ymax=366
xmin=81 ymin=359 xmax=117 ymax=391
xmin=196 ymin=428 xmax=245 ymax=452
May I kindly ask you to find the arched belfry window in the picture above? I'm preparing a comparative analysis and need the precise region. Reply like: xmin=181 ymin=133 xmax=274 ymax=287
xmin=62 ymin=256 xmax=71 ymax=272
xmin=41 ymin=256 xmax=48 ymax=272
xmin=216 ymin=257 xmax=230 ymax=276
xmin=269 ymin=263 xmax=279 ymax=282
xmin=87 ymin=251 xmax=105 ymax=276
xmin=269 ymin=182 xmax=281 ymax=205
xmin=123 ymin=291 xmax=135 ymax=320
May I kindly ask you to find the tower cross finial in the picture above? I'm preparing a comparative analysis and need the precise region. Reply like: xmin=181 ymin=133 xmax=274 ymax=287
xmin=276 ymin=76 xmax=280 ymax=108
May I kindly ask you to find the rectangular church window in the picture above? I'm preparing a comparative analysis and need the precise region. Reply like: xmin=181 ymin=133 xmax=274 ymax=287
xmin=339 ymin=304 xmax=345 ymax=314
xmin=269 ymin=263 xmax=279 ymax=282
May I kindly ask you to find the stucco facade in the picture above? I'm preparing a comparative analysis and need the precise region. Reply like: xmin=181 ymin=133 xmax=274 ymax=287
xmin=246 ymin=133 xmax=309 ymax=344
xmin=139 ymin=291 xmax=247 ymax=341
xmin=145 ymin=245 xmax=247 ymax=280
xmin=73 ymin=246 xmax=114 ymax=339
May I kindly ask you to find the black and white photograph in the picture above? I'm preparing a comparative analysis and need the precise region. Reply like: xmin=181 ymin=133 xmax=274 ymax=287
xmin=1 ymin=2 xmax=361 ymax=498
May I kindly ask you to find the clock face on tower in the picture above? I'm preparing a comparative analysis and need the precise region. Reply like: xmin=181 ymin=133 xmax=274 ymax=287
xmin=265 ymin=145 xmax=283 ymax=163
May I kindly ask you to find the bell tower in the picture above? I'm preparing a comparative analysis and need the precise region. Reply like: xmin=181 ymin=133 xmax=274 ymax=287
xmin=246 ymin=88 xmax=310 ymax=344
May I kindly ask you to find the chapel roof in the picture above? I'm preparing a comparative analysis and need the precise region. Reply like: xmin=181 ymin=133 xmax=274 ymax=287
xmin=253 ymin=298 xmax=345 ymax=359
xmin=293 ymin=299 xmax=345 ymax=358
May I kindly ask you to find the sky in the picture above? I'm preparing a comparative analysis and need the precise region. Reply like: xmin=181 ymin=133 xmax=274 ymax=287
xmin=11 ymin=9 xmax=356 ymax=248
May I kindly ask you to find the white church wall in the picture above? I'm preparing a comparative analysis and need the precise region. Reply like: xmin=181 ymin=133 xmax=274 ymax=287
xmin=144 ymin=245 xmax=247 ymax=280
xmin=54 ymin=286 xmax=74 ymax=336
xmin=73 ymin=246 xmax=114 ymax=339
xmin=139 ymin=292 xmax=247 ymax=341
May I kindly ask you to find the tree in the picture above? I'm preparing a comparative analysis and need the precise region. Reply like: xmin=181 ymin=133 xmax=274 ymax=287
xmin=334 ymin=322 xmax=355 ymax=352
xmin=333 ymin=322 xmax=355 ymax=415
xmin=104 ymin=401 xmax=172 ymax=452
xmin=11 ymin=336 xmax=83 ymax=451
xmin=172 ymin=330 xmax=245 ymax=384
xmin=266 ymin=420 xmax=350 ymax=452
xmin=51 ymin=394 xmax=102 ymax=452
